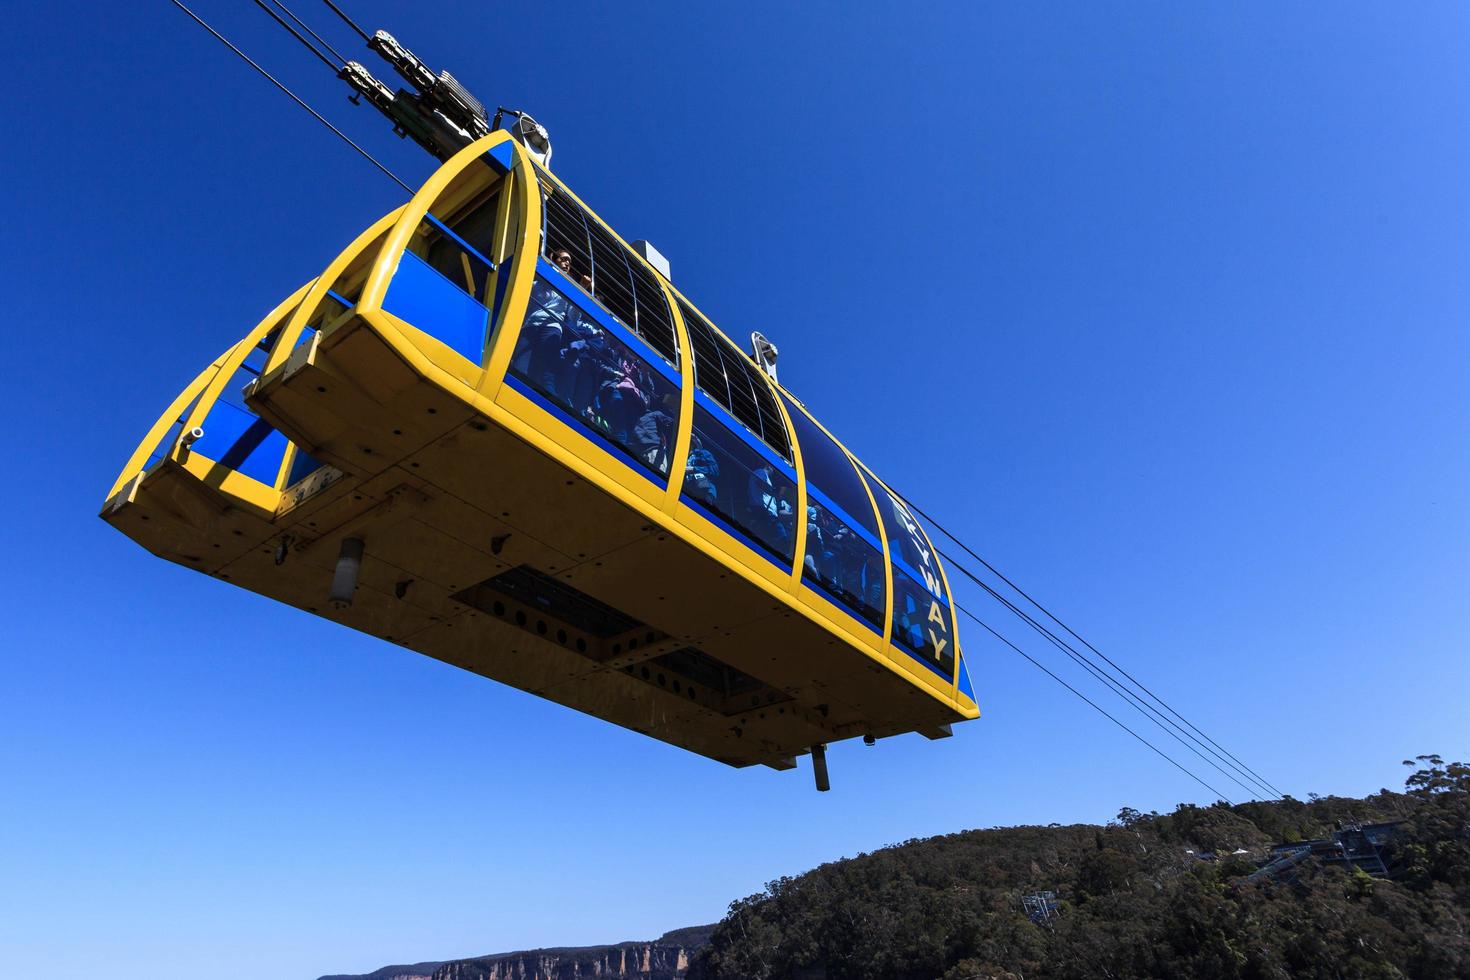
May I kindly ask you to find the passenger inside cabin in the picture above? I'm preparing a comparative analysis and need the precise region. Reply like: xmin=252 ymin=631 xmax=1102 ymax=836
xmin=633 ymin=392 xmax=677 ymax=472
xmin=515 ymin=263 xmax=581 ymax=398
xmin=597 ymin=351 xmax=647 ymax=444
xmin=747 ymin=464 xmax=795 ymax=551
xmin=896 ymin=593 xmax=926 ymax=651
xmin=685 ymin=435 xmax=719 ymax=505
xmin=550 ymin=247 xmax=592 ymax=291
xmin=510 ymin=254 xmax=679 ymax=477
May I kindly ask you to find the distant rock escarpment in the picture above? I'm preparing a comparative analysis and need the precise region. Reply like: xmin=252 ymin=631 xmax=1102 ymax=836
xmin=318 ymin=965 xmax=444 ymax=980
xmin=321 ymin=927 xmax=713 ymax=980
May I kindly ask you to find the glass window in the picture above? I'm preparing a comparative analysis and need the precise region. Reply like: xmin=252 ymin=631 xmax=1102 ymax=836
xmin=889 ymin=565 xmax=956 ymax=674
xmin=779 ymin=395 xmax=878 ymax=538
xmin=410 ymin=207 xmax=496 ymax=307
xmin=861 ymin=470 xmax=957 ymax=675
xmin=679 ymin=301 xmax=791 ymax=461
xmin=684 ymin=405 xmax=796 ymax=563
xmin=802 ymin=497 xmax=885 ymax=629
xmin=508 ymin=275 xmax=679 ymax=477
xmin=872 ymin=482 xmax=943 ymax=592
xmin=777 ymin=394 xmax=884 ymax=628
xmin=540 ymin=180 xmax=679 ymax=368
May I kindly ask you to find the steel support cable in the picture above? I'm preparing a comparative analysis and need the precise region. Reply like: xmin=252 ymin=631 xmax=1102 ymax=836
xmin=906 ymin=497 xmax=1286 ymax=800
xmin=261 ymin=0 xmax=351 ymax=66
xmin=250 ymin=0 xmax=338 ymax=72
xmin=168 ymin=0 xmax=412 ymax=193
xmin=956 ymin=602 xmax=1234 ymax=805
xmin=320 ymin=0 xmax=372 ymax=42
xmin=944 ymin=551 xmax=1279 ymax=801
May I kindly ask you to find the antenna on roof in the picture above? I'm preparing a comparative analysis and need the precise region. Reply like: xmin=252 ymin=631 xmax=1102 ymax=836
xmin=751 ymin=332 xmax=779 ymax=383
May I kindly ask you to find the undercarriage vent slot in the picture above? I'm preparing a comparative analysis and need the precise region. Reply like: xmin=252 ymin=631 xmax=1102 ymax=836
xmin=452 ymin=564 xmax=642 ymax=638
xmin=651 ymin=646 xmax=791 ymax=716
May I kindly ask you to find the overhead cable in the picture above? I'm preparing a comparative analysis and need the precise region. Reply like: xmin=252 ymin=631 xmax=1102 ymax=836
xmin=907 ymin=497 xmax=1286 ymax=799
xmin=320 ymin=0 xmax=372 ymax=42
xmin=957 ymin=602 xmax=1234 ymax=805
xmin=258 ymin=0 xmax=350 ymax=67
xmin=168 ymin=0 xmax=412 ymax=193
xmin=944 ymin=549 xmax=1279 ymax=801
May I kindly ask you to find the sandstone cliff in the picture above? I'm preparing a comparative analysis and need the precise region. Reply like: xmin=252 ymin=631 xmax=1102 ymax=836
xmin=320 ymin=926 xmax=712 ymax=980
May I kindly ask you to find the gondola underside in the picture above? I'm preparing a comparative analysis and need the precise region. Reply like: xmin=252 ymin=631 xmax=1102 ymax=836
xmin=103 ymin=310 xmax=965 ymax=770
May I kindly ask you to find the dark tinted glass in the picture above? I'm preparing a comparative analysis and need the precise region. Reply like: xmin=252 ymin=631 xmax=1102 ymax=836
xmin=684 ymin=405 xmax=796 ymax=563
xmin=780 ymin=394 xmax=879 ymax=538
xmin=509 ymin=276 xmax=680 ymax=477
xmin=890 ymin=565 xmax=957 ymax=674
xmin=802 ymin=498 xmax=884 ymax=629
xmin=871 ymin=481 xmax=942 ymax=592
xmin=859 ymin=470 xmax=957 ymax=673
xmin=678 ymin=301 xmax=791 ymax=461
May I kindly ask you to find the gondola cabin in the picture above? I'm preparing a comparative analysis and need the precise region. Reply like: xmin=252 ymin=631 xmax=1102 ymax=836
xmin=101 ymin=131 xmax=978 ymax=782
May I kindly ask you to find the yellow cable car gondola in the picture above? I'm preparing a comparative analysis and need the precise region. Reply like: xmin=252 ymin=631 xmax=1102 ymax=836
xmin=101 ymin=128 xmax=977 ymax=786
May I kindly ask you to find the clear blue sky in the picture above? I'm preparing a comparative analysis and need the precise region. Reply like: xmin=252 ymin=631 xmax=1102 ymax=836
xmin=3 ymin=3 xmax=1467 ymax=977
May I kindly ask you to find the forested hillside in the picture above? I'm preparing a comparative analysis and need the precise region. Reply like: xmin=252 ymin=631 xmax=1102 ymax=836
xmin=689 ymin=757 xmax=1470 ymax=980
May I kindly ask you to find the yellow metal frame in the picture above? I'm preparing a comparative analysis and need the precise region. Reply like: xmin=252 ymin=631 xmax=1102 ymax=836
xmin=107 ymin=129 xmax=977 ymax=722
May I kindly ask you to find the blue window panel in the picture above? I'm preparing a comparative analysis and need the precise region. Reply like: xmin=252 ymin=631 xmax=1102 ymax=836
xmin=862 ymin=473 xmax=951 ymax=609
xmin=806 ymin=484 xmax=883 ymax=555
xmin=504 ymin=375 xmax=665 ymax=487
xmin=890 ymin=563 xmax=956 ymax=678
xmin=680 ymin=490 xmax=791 ymax=572
xmin=691 ymin=389 xmax=797 ymax=484
xmin=780 ymin=394 xmax=880 ymax=539
xmin=506 ymin=274 xmax=680 ymax=481
xmin=683 ymin=405 xmax=797 ymax=566
xmin=958 ymin=654 xmax=975 ymax=700
xmin=537 ymin=259 xmax=681 ymax=386
xmin=383 ymin=250 xmax=491 ymax=364
xmin=801 ymin=485 xmax=885 ymax=631
xmin=195 ymin=401 xmax=288 ymax=485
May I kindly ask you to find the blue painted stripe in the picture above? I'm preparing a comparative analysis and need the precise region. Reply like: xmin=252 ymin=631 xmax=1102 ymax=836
xmin=484 ymin=142 xmax=514 ymax=173
xmin=691 ymin=388 xmax=798 ymax=483
xmin=800 ymin=573 xmax=883 ymax=636
xmin=679 ymin=493 xmax=793 ymax=572
xmin=804 ymin=483 xmax=884 ymax=555
xmin=536 ymin=259 xmax=681 ymax=384
xmin=503 ymin=373 xmax=666 ymax=487
xmin=425 ymin=213 xmax=497 ymax=272
xmin=382 ymin=250 xmax=490 ymax=364
xmin=195 ymin=400 xmax=288 ymax=485
xmin=893 ymin=553 xmax=953 ymax=609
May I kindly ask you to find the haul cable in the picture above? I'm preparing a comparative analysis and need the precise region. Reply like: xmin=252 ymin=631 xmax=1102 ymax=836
xmin=168 ymin=0 xmax=412 ymax=192
xmin=944 ymin=549 xmax=1280 ymax=801
xmin=905 ymin=496 xmax=1286 ymax=799
xmin=957 ymin=602 xmax=1235 ymax=805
